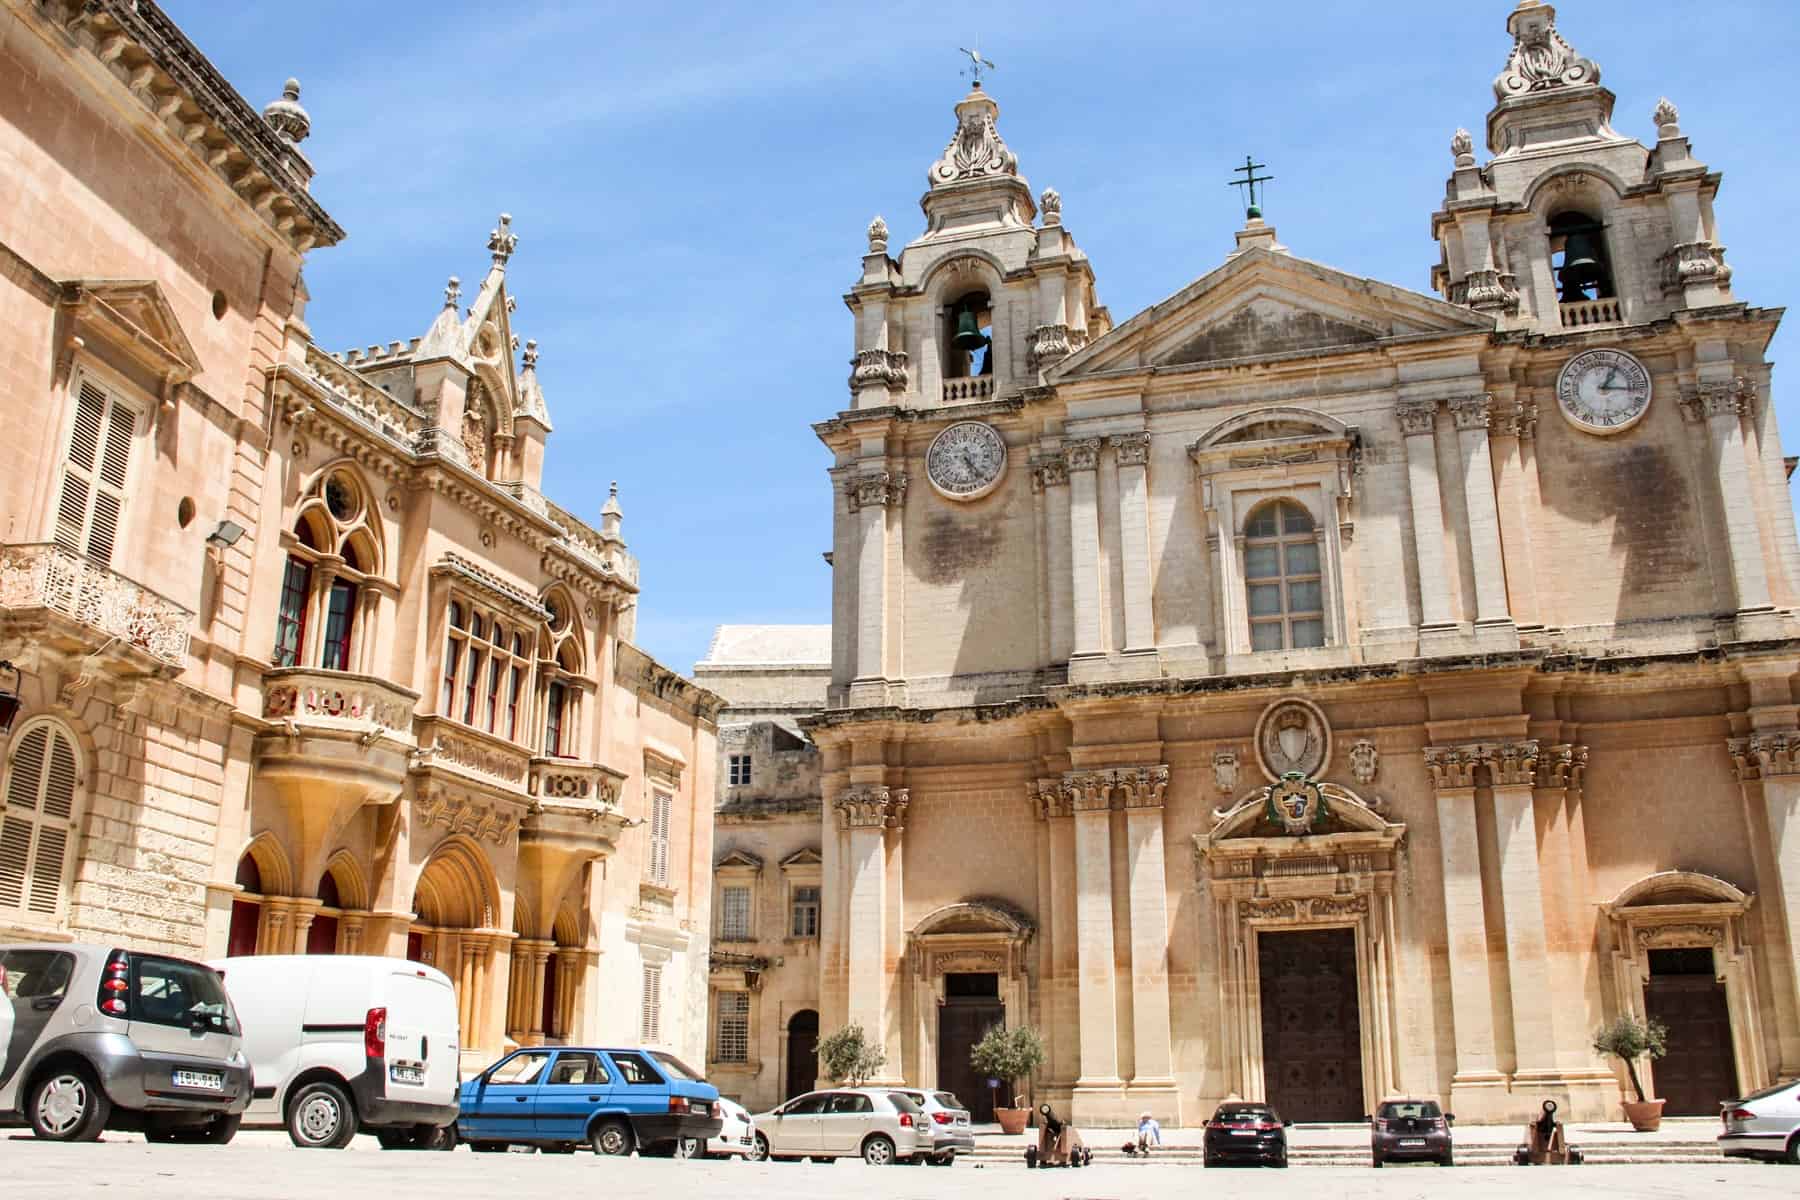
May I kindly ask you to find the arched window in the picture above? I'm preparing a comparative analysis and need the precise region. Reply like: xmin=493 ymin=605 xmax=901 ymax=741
xmin=274 ymin=554 xmax=312 ymax=668
xmin=537 ymin=590 xmax=584 ymax=758
xmin=1548 ymin=210 xmax=1614 ymax=302
xmin=0 ymin=720 xmax=83 ymax=920
xmin=943 ymin=290 xmax=993 ymax=380
xmin=275 ymin=467 xmax=384 ymax=671
xmin=1244 ymin=500 xmax=1324 ymax=651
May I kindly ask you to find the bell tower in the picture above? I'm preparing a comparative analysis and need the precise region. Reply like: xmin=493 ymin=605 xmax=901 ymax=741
xmin=1431 ymin=0 xmax=1734 ymax=333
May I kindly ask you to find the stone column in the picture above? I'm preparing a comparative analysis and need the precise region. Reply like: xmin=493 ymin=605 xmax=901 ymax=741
xmin=847 ymin=472 xmax=906 ymax=704
xmin=1065 ymin=440 xmax=1104 ymax=662
xmin=339 ymin=914 xmax=366 ymax=955
xmin=1694 ymin=380 xmax=1774 ymax=620
xmin=1486 ymin=741 xmax=1563 ymax=1081
xmin=1449 ymin=395 xmax=1513 ymax=635
xmin=1109 ymin=433 xmax=1156 ymax=657
xmin=1398 ymin=401 xmax=1454 ymax=632
xmin=1066 ymin=771 xmax=1122 ymax=1102
xmin=1120 ymin=768 xmax=1177 ymax=1106
xmin=835 ymin=785 xmax=907 ymax=1073
xmin=1425 ymin=746 xmax=1507 ymax=1112
xmin=527 ymin=944 xmax=552 ymax=1039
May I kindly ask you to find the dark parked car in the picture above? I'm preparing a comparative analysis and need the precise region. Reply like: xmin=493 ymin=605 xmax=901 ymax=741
xmin=1370 ymin=1098 xmax=1454 ymax=1167
xmin=1202 ymin=1101 xmax=1289 ymax=1167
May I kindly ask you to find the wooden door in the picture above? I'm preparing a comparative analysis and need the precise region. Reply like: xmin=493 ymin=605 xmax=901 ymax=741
xmin=786 ymin=1010 xmax=819 ymax=1101
xmin=1646 ymin=968 xmax=1736 ymax=1115
xmin=938 ymin=1001 xmax=1005 ymax=1120
xmin=1259 ymin=928 xmax=1362 ymax=1123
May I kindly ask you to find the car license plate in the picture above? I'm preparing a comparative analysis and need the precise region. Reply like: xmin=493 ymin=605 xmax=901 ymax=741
xmin=1400 ymin=1138 xmax=1426 ymax=1147
xmin=172 ymin=1070 xmax=222 ymax=1091
xmin=390 ymin=1063 xmax=425 ymax=1084
xmin=1231 ymin=1129 xmax=1257 ymax=1137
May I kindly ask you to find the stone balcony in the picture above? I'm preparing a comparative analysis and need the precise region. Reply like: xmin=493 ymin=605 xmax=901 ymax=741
xmin=942 ymin=375 xmax=996 ymax=403
xmin=0 ymin=542 xmax=193 ymax=673
xmin=263 ymin=667 xmax=418 ymax=736
xmin=255 ymin=669 xmax=420 ymax=828
xmin=519 ymin=757 xmax=633 ymax=905
xmin=1558 ymin=297 xmax=1622 ymax=328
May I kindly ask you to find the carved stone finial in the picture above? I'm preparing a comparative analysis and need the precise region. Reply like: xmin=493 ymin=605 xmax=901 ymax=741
xmin=1040 ymin=187 xmax=1062 ymax=226
xmin=444 ymin=276 xmax=461 ymax=309
xmin=522 ymin=338 xmax=538 ymax=369
xmin=1451 ymin=128 xmax=1475 ymax=164
xmin=1654 ymin=97 xmax=1680 ymax=136
xmin=929 ymin=86 xmax=1019 ymax=188
xmin=867 ymin=214 xmax=888 ymax=253
xmin=262 ymin=77 xmax=311 ymax=145
xmin=1494 ymin=1 xmax=1599 ymax=101
xmin=487 ymin=213 xmax=518 ymax=265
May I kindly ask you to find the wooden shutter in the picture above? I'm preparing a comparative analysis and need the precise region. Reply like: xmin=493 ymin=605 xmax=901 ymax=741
xmin=0 ymin=724 xmax=81 ymax=916
xmin=641 ymin=964 xmax=663 ymax=1043
xmin=54 ymin=377 xmax=136 ymax=566
xmin=649 ymin=792 xmax=671 ymax=885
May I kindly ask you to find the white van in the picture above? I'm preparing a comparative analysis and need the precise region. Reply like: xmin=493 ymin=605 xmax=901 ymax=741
xmin=216 ymin=955 xmax=460 ymax=1149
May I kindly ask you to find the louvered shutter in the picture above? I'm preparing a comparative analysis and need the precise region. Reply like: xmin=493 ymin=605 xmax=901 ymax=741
xmin=54 ymin=378 xmax=136 ymax=566
xmin=641 ymin=964 xmax=662 ymax=1043
xmin=649 ymin=792 xmax=671 ymax=886
xmin=0 ymin=725 xmax=81 ymax=916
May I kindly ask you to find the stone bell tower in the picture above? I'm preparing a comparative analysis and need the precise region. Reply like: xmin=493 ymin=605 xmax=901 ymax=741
xmin=845 ymin=82 xmax=1108 ymax=415
xmin=1432 ymin=0 xmax=1734 ymax=334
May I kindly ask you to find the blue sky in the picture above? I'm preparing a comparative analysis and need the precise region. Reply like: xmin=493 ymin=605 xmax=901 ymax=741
xmin=167 ymin=1 xmax=1800 ymax=675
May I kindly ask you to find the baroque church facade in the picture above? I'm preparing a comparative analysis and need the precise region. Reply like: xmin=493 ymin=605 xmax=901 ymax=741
xmin=0 ymin=0 xmax=720 ymax=1072
xmin=809 ymin=2 xmax=1800 ymax=1124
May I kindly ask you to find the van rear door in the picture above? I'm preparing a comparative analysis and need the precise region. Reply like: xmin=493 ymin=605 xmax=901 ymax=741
xmin=384 ymin=967 xmax=459 ymax=1107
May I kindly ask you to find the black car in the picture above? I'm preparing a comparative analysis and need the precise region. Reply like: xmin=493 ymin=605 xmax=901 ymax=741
xmin=1369 ymin=1098 xmax=1454 ymax=1167
xmin=1202 ymin=1101 xmax=1290 ymax=1167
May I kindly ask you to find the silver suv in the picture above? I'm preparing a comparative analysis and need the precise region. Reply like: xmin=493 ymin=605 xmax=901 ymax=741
xmin=894 ymin=1088 xmax=974 ymax=1164
xmin=0 ymin=944 xmax=250 ymax=1142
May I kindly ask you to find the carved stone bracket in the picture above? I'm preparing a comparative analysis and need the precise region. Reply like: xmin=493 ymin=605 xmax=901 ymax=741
xmin=836 ymin=784 xmax=909 ymax=830
xmin=845 ymin=471 xmax=909 ymax=511
xmin=1028 ymin=324 xmax=1072 ymax=367
xmin=849 ymin=349 xmax=910 ymax=394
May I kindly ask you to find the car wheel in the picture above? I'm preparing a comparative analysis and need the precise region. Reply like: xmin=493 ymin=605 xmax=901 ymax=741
xmin=677 ymin=1135 xmax=704 ymax=1159
xmin=1274 ymin=1150 xmax=1288 ymax=1168
xmin=287 ymin=1079 xmax=357 ymax=1149
xmin=862 ymin=1134 xmax=896 ymax=1166
xmin=420 ymin=1124 xmax=458 ymax=1151
xmin=1786 ymin=1134 xmax=1800 ymax=1166
xmin=750 ymin=1133 xmax=770 ymax=1162
xmin=1372 ymin=1155 xmax=1384 ymax=1168
xmin=28 ymin=1066 xmax=111 ymax=1142
xmin=590 ymin=1118 xmax=633 ymax=1156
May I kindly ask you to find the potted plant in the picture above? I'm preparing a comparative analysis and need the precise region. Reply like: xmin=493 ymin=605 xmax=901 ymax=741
xmin=816 ymin=1021 xmax=886 ymax=1086
xmin=969 ymin=1024 xmax=1045 ymax=1135
xmin=1592 ymin=1014 xmax=1669 ymax=1131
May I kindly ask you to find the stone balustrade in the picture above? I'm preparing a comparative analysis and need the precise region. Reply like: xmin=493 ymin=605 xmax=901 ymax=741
xmin=0 ymin=542 xmax=193 ymax=669
xmin=1558 ymin=296 xmax=1622 ymax=328
xmin=411 ymin=716 xmax=532 ymax=788
xmin=529 ymin=756 xmax=628 ymax=807
xmin=942 ymin=375 xmax=996 ymax=403
xmin=262 ymin=667 xmax=418 ymax=734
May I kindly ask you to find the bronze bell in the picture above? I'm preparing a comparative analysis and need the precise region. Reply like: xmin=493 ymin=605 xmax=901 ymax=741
xmin=952 ymin=308 xmax=989 ymax=353
xmin=1557 ymin=228 xmax=1606 ymax=300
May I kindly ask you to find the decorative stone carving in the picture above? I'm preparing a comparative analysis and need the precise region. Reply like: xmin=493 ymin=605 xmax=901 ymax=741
xmin=461 ymin=386 xmax=490 ymax=475
xmin=1116 ymin=765 xmax=1171 ymax=809
xmin=849 ymin=349 xmax=909 ymax=393
xmin=1029 ymin=323 xmax=1073 ymax=366
xmin=1728 ymin=736 xmax=1760 ymax=783
xmin=1264 ymin=775 xmax=1327 ymax=835
xmin=413 ymin=788 xmax=522 ymax=845
xmin=1348 ymin=739 xmax=1379 ymax=785
xmin=1028 ymin=779 xmax=1072 ymax=819
xmin=1692 ymin=376 xmax=1754 ymax=420
xmin=0 ymin=542 xmax=194 ymax=669
xmin=1108 ymin=431 xmax=1151 ymax=467
xmin=487 ymin=212 xmax=518 ymax=265
xmin=1450 ymin=127 xmax=1474 ymax=163
xmin=1062 ymin=437 xmax=1101 ymax=473
xmin=261 ymin=77 xmax=310 ymax=144
xmin=1535 ymin=743 xmax=1587 ymax=789
xmin=264 ymin=671 xmax=415 ymax=732
xmin=1750 ymin=732 xmax=1800 ymax=778
xmin=866 ymin=214 xmax=888 ymax=253
xmin=1653 ymin=97 xmax=1680 ymax=136
xmin=1308 ymin=895 xmax=1370 ymax=919
xmin=929 ymin=86 xmax=1018 ymax=186
xmin=1040 ymin=187 xmax=1061 ymax=225
xmin=1488 ymin=739 xmax=1540 ymax=787
xmin=1494 ymin=1 xmax=1600 ymax=99
xmin=1423 ymin=745 xmax=1480 ymax=790
xmin=1449 ymin=393 xmax=1493 ymax=432
xmin=1029 ymin=455 xmax=1069 ymax=491
xmin=835 ymin=785 xmax=908 ymax=830
xmin=845 ymin=470 xmax=908 ymax=511
xmin=412 ymin=726 xmax=530 ymax=785
xmin=1253 ymin=698 xmax=1331 ymax=782
xmin=1238 ymin=898 xmax=1297 ymax=920
xmin=1634 ymin=924 xmax=1724 ymax=950
xmin=1395 ymin=399 xmax=1438 ymax=436
xmin=1212 ymin=749 xmax=1240 ymax=796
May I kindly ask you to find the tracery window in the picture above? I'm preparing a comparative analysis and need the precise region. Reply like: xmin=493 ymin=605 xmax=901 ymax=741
xmin=537 ymin=590 xmax=584 ymax=758
xmin=275 ymin=467 xmax=383 ymax=671
xmin=443 ymin=600 xmax=535 ymax=738
xmin=1244 ymin=500 xmax=1324 ymax=651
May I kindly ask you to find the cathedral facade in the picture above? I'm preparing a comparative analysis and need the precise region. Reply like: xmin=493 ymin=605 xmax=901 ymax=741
xmin=0 ymin=0 xmax=720 ymax=1072
xmin=809 ymin=2 xmax=1800 ymax=1124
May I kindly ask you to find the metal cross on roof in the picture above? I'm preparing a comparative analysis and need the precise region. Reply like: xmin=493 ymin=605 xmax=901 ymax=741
xmin=959 ymin=46 xmax=996 ymax=83
xmin=1228 ymin=155 xmax=1275 ymax=219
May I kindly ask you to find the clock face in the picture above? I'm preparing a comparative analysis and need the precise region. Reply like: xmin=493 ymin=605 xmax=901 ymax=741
xmin=925 ymin=421 xmax=1007 ymax=500
xmin=1557 ymin=348 xmax=1652 ymax=435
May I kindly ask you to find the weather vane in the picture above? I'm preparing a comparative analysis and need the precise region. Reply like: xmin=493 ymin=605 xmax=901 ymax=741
xmin=959 ymin=46 xmax=996 ymax=84
xmin=1228 ymin=155 xmax=1274 ymax=220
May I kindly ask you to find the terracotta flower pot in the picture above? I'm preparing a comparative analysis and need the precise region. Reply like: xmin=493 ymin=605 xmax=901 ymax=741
xmin=1621 ymin=1098 xmax=1665 ymax=1131
xmin=995 ymin=1106 xmax=1030 ymax=1135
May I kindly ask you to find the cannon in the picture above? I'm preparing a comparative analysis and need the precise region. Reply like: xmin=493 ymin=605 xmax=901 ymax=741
xmin=1513 ymin=1100 xmax=1584 ymax=1166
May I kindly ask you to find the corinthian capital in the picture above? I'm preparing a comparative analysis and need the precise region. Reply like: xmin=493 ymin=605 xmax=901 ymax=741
xmin=1750 ymin=731 xmax=1800 ymax=778
xmin=835 ymin=785 xmax=909 ymax=829
xmin=1062 ymin=438 xmax=1102 ymax=473
xmin=1449 ymin=393 xmax=1493 ymax=432
xmin=1423 ymin=745 xmax=1480 ymax=790
xmin=1395 ymin=400 xmax=1438 ymax=436
xmin=1108 ymin=432 xmax=1151 ymax=467
xmin=846 ymin=470 xmax=908 ymax=511
xmin=1116 ymin=764 xmax=1170 ymax=808
xmin=1483 ymin=739 xmax=1539 ymax=787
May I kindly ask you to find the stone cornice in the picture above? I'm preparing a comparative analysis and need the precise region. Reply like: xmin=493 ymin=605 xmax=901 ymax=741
xmin=615 ymin=641 xmax=725 ymax=726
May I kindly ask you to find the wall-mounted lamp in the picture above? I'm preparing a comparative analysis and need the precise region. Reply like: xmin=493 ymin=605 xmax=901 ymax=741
xmin=0 ymin=661 xmax=20 ymax=736
xmin=205 ymin=520 xmax=247 ymax=552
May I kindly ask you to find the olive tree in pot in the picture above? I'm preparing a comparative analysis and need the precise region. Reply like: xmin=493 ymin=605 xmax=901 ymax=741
xmin=969 ymin=1025 xmax=1045 ymax=1136
xmin=817 ymin=1021 xmax=887 ymax=1086
xmin=1593 ymin=1015 xmax=1669 ymax=1131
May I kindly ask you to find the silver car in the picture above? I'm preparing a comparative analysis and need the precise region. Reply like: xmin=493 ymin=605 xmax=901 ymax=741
xmin=895 ymin=1088 xmax=974 ymax=1164
xmin=753 ymin=1087 xmax=925 ymax=1165
xmin=1720 ymin=1079 xmax=1800 ymax=1161
xmin=0 ymin=944 xmax=250 ymax=1142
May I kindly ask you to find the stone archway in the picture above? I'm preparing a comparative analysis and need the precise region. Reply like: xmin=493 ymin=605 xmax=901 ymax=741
xmin=1196 ymin=780 xmax=1407 ymax=1117
xmin=1602 ymin=870 xmax=1766 ymax=1108
xmin=905 ymin=900 xmax=1034 ymax=1109
xmin=413 ymin=835 xmax=507 ymax=1061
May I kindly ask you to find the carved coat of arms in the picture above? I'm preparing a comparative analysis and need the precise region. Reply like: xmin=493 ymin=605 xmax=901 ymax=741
xmin=1263 ymin=773 xmax=1328 ymax=835
xmin=1254 ymin=698 xmax=1330 ymax=781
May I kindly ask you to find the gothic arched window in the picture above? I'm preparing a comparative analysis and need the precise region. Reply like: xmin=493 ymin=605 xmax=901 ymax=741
xmin=1244 ymin=500 xmax=1324 ymax=651
xmin=275 ymin=466 xmax=385 ymax=671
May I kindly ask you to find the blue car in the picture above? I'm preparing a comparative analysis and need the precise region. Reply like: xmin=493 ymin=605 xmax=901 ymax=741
xmin=457 ymin=1046 xmax=721 ymax=1155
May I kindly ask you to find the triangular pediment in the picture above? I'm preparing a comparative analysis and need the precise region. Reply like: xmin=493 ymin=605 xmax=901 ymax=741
xmin=716 ymin=848 xmax=764 ymax=870
xmin=61 ymin=279 xmax=202 ymax=380
xmin=779 ymin=846 xmax=823 ymax=870
xmin=1051 ymin=248 xmax=1493 ymax=380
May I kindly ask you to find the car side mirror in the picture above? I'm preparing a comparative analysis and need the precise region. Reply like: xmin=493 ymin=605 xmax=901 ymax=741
xmin=1445 ymin=1114 xmax=1456 ymax=1124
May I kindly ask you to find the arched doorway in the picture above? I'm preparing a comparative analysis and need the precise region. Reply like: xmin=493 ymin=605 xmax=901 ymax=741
xmin=786 ymin=1009 xmax=819 ymax=1101
xmin=228 ymin=853 xmax=263 ymax=957
xmin=413 ymin=836 xmax=504 ymax=1057
xmin=904 ymin=900 xmax=1034 ymax=1108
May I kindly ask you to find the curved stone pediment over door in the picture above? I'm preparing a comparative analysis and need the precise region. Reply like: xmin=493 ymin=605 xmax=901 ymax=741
xmin=905 ymin=900 xmax=1034 ymax=1092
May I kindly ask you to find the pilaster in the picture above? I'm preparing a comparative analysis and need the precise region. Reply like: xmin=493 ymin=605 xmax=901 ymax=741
xmin=1449 ymin=394 xmax=1516 ymax=647
xmin=1694 ymin=378 xmax=1777 ymax=633
xmin=1108 ymin=433 xmax=1156 ymax=660
xmin=1399 ymin=401 xmax=1456 ymax=640
xmin=1119 ymin=766 xmax=1178 ymax=1113
xmin=1065 ymin=439 xmax=1105 ymax=673
xmin=846 ymin=471 xmax=907 ymax=706
xmin=835 ymin=784 xmax=908 ymax=1079
xmin=1063 ymin=769 xmax=1122 ymax=1099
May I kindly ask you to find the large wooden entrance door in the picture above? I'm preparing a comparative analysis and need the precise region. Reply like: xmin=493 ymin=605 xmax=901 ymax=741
xmin=1259 ymin=928 xmax=1362 ymax=1123
xmin=938 ymin=972 xmax=1004 ymax=1121
xmin=786 ymin=1010 xmax=819 ymax=1100
xmin=1645 ymin=948 xmax=1736 ymax=1115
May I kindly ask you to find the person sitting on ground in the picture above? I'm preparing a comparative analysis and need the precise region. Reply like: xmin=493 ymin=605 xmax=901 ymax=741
xmin=1135 ymin=1110 xmax=1162 ymax=1156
